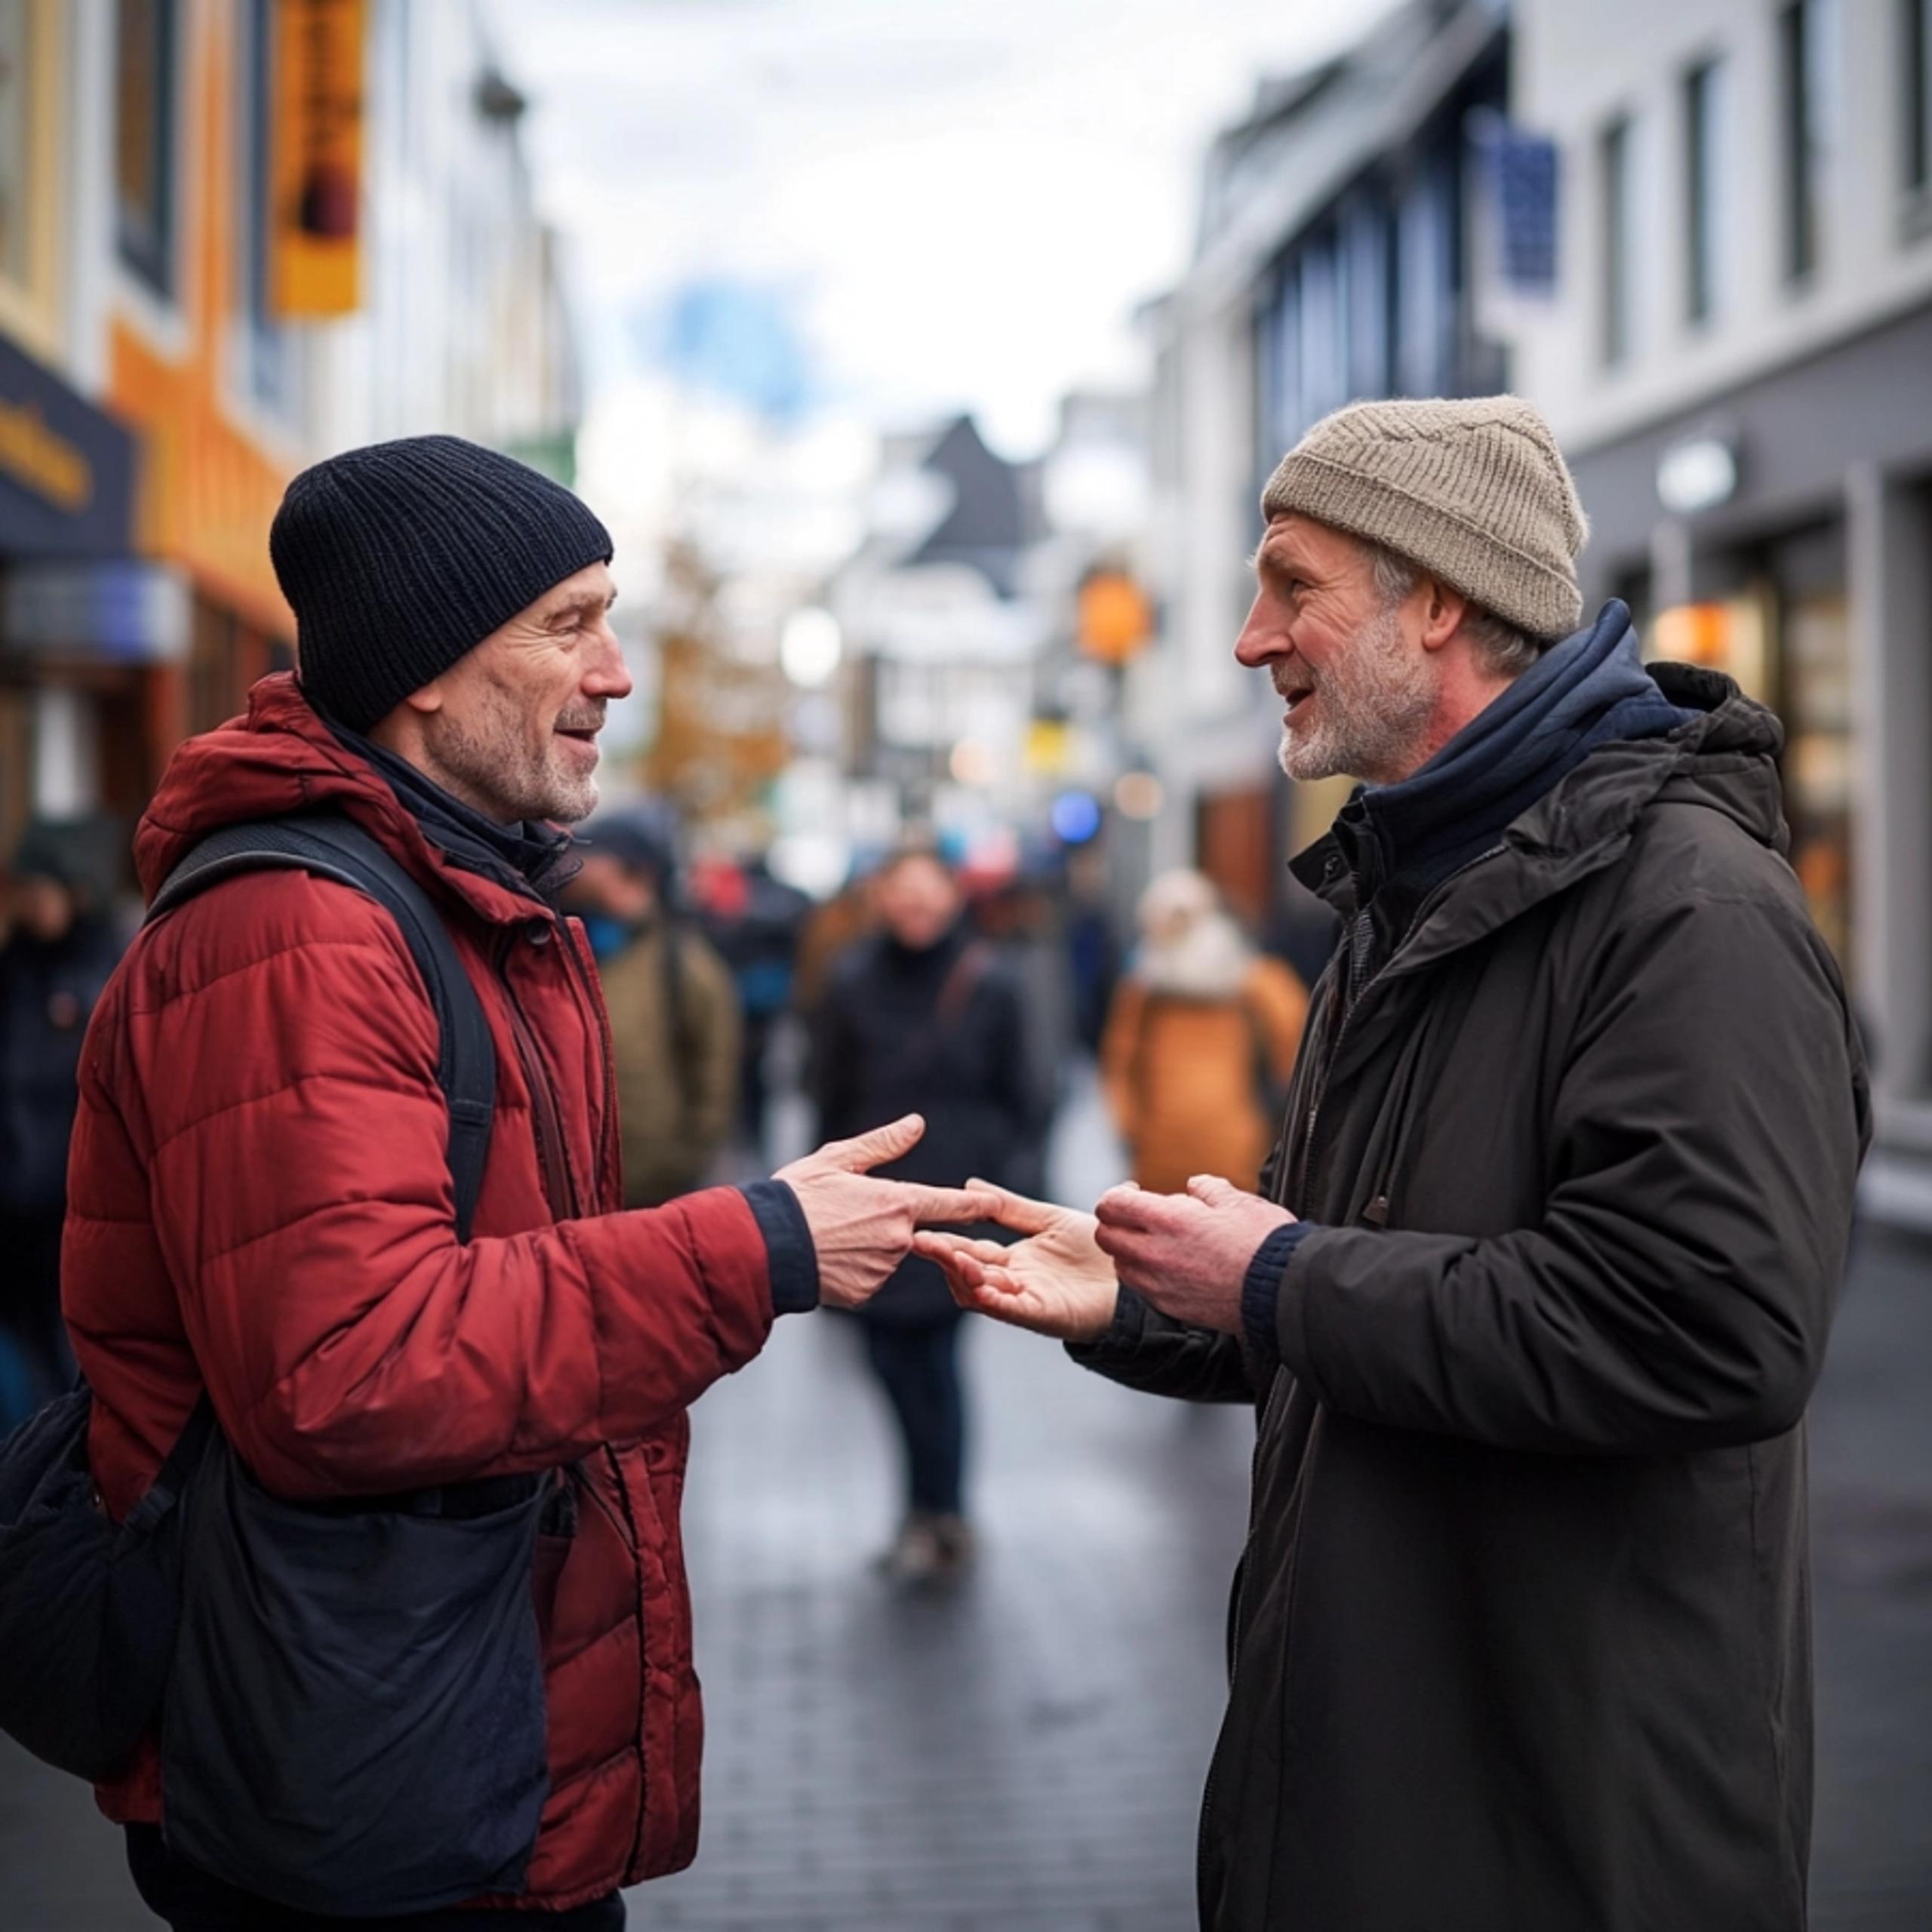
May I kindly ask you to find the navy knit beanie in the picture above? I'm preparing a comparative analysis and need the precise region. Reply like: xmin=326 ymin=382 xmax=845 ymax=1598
xmin=271 ymin=435 xmax=614 ymax=732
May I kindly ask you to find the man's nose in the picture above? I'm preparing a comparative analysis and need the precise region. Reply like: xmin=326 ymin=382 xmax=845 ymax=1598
xmin=1233 ymin=593 xmax=1283 ymax=669
xmin=585 ymin=625 xmax=634 ymax=701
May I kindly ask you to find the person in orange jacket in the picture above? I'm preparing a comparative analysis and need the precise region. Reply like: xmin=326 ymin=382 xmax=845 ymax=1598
xmin=1100 ymin=870 xmax=1306 ymax=1198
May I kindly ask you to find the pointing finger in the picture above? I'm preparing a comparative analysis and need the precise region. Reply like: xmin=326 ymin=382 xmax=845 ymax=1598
xmin=963 ymin=1180 xmax=1066 ymax=1237
xmin=900 ymin=1184 xmax=1001 ymax=1226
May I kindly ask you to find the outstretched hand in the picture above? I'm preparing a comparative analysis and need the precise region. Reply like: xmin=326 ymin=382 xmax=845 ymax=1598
xmin=777 ymin=1115 xmax=999 ymax=1312
xmin=912 ymin=1183 xmax=1120 ymax=1343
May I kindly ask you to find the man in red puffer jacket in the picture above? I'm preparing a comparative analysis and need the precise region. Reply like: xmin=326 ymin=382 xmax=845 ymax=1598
xmin=63 ymin=436 xmax=986 ymax=1930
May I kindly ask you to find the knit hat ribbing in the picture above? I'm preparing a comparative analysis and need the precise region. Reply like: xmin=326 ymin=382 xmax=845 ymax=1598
xmin=272 ymin=435 xmax=614 ymax=732
xmin=1260 ymin=396 xmax=1588 ymax=640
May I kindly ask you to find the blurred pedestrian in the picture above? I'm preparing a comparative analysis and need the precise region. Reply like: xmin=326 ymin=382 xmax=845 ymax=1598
xmin=701 ymin=853 xmax=811 ymax=1157
xmin=570 ymin=811 xmax=740 ymax=1207
xmin=0 ymin=821 xmax=125 ymax=1426
xmin=814 ymin=842 xmax=1033 ymax=1582
xmin=920 ymin=397 xmax=1869 ymax=1931
xmin=52 ymin=435 xmax=990 ymax=1929
xmin=971 ymin=861 xmax=1074 ymax=1196
xmin=1100 ymin=870 xmax=1306 ymax=1198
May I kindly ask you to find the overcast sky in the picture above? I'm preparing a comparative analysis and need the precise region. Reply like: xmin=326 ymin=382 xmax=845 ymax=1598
xmin=488 ymin=0 xmax=1397 ymax=460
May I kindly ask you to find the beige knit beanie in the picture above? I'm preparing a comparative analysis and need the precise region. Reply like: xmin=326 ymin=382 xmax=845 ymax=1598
xmin=1260 ymin=395 xmax=1589 ymax=640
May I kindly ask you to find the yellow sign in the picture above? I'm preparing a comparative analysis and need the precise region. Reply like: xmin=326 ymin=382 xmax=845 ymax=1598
xmin=271 ymin=0 xmax=365 ymax=318
xmin=0 ymin=398 xmax=91 ymax=510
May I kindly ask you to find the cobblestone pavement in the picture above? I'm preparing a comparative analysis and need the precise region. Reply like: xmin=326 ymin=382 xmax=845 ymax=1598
xmin=2 ymin=1084 xmax=1927 ymax=1930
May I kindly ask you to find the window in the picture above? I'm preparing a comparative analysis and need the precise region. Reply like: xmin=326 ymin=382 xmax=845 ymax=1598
xmin=1395 ymin=158 xmax=1453 ymax=396
xmin=1257 ymin=266 xmax=1300 ymax=469
xmin=1342 ymin=196 xmax=1393 ymax=400
xmin=1684 ymin=60 xmax=1727 ymax=324
xmin=1908 ymin=0 xmax=1932 ymax=197
xmin=1599 ymin=116 xmax=1635 ymax=366
xmin=115 ymin=0 xmax=178 ymax=299
xmin=1780 ymin=0 xmax=1839 ymax=281
xmin=1297 ymin=230 xmax=1346 ymax=430
xmin=0 ymin=0 xmax=32 ymax=288
xmin=239 ymin=0 xmax=292 ymax=411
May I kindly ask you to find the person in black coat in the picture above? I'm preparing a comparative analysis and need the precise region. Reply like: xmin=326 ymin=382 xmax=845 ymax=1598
xmin=0 ymin=821 xmax=126 ymax=1425
xmin=813 ymin=844 xmax=1033 ymax=1580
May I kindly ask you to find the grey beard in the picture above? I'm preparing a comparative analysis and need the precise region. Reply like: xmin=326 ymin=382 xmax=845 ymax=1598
xmin=1276 ymin=605 xmax=1435 ymax=785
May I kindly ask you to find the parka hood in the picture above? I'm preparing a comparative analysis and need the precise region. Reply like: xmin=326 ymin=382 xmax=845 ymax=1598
xmin=133 ymin=672 xmax=546 ymax=928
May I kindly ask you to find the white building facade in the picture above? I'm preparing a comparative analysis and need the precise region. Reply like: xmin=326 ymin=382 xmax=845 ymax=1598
xmin=1509 ymin=0 xmax=1932 ymax=1218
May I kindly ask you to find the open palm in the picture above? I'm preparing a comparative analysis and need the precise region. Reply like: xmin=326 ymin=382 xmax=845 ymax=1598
xmin=912 ymin=1183 xmax=1119 ymax=1343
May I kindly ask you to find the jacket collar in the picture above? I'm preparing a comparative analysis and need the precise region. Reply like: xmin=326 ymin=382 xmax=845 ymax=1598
xmin=1291 ymin=657 xmax=1787 ymax=985
xmin=325 ymin=719 xmax=577 ymax=906
xmin=134 ymin=672 xmax=565 ymax=930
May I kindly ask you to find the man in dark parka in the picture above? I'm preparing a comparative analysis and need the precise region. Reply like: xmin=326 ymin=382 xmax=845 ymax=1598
xmin=918 ymin=396 xmax=1870 ymax=1932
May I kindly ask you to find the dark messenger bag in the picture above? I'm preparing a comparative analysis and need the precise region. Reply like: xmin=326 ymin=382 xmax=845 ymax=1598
xmin=0 ymin=814 xmax=556 ymax=1917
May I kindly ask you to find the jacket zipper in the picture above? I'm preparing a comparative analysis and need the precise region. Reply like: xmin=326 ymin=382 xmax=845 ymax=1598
xmin=1201 ymin=844 xmax=1509 ymax=1907
xmin=1294 ymin=844 xmax=1507 ymax=1204
xmin=494 ymin=928 xmax=581 ymax=1220
xmin=506 ymin=922 xmax=652 ymax=1872
xmin=557 ymin=921 xmax=619 ymax=1208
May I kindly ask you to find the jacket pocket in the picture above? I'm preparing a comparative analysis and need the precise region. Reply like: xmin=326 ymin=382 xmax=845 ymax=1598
xmin=162 ymin=1437 xmax=550 ymax=1918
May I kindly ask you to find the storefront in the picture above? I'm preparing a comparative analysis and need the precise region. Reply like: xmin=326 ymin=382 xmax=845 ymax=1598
xmin=1565 ymin=300 xmax=1932 ymax=1188
xmin=0 ymin=328 xmax=140 ymax=857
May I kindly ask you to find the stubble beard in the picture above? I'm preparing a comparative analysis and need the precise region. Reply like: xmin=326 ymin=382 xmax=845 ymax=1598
xmin=1276 ymin=601 xmax=1437 ymax=786
xmin=424 ymin=684 xmax=601 ymax=826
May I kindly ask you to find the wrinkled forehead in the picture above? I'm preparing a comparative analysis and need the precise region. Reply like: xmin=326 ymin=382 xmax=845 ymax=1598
xmin=1254 ymin=512 xmax=1368 ymax=577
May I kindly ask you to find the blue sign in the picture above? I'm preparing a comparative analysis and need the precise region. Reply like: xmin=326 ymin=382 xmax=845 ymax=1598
xmin=0 ymin=333 xmax=137 ymax=558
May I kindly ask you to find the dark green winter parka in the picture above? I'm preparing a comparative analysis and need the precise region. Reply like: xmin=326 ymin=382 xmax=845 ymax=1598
xmin=1075 ymin=663 xmax=1870 ymax=1932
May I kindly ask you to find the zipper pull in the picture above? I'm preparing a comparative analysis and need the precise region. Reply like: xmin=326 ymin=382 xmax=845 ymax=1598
xmin=1362 ymin=1194 xmax=1390 ymax=1226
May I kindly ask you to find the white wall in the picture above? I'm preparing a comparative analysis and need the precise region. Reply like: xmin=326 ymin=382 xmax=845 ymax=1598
xmin=1512 ymin=0 xmax=1932 ymax=451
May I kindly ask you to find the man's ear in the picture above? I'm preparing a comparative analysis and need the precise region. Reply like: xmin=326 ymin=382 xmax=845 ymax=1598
xmin=398 ymin=675 xmax=446 ymax=717
xmin=1417 ymin=577 xmax=1469 ymax=655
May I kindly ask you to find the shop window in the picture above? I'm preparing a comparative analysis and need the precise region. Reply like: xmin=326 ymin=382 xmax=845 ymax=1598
xmin=1779 ymin=0 xmax=1839 ymax=284
xmin=115 ymin=0 xmax=179 ymax=300
xmin=1654 ymin=547 xmax=1854 ymax=970
xmin=0 ymin=0 xmax=32 ymax=288
xmin=1599 ymin=115 xmax=1635 ymax=368
xmin=1684 ymin=58 xmax=1728 ymax=325
xmin=1780 ymin=583 xmax=1854 ymax=971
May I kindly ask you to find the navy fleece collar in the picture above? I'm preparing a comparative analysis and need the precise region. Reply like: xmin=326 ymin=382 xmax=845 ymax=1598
xmin=1332 ymin=600 xmax=1695 ymax=903
xmin=326 ymin=720 xmax=578 ymax=905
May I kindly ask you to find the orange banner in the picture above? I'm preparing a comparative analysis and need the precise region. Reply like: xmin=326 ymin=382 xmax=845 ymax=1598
xmin=271 ymin=0 xmax=365 ymax=318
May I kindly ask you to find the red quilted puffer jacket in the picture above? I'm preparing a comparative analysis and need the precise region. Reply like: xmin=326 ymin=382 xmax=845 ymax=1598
xmin=63 ymin=674 xmax=785 ymax=1910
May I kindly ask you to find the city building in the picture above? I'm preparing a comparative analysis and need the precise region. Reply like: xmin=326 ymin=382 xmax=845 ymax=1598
xmin=1134 ymin=0 xmax=1509 ymax=931
xmin=0 ymin=0 xmax=578 ymax=863
xmin=829 ymin=414 xmax=1046 ymax=854
xmin=1508 ymin=0 xmax=1932 ymax=1218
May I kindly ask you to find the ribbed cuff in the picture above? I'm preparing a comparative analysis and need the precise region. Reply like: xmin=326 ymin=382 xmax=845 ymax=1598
xmin=1242 ymin=1223 xmax=1312 ymax=1367
xmin=742 ymin=1180 xmax=819 ymax=1315
xmin=1064 ymin=1285 xmax=1139 ymax=1364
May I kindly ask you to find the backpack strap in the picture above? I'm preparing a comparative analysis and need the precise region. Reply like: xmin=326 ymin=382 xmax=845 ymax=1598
xmin=148 ymin=814 xmax=495 ymax=1243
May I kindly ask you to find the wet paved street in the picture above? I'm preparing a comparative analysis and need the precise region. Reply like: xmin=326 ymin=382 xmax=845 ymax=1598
xmin=2 ymin=1083 xmax=1927 ymax=1928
